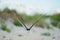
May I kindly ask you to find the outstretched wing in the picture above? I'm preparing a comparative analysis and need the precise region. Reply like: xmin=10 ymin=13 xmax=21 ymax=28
xmin=29 ymin=15 xmax=43 ymax=30
xmin=11 ymin=12 xmax=28 ymax=30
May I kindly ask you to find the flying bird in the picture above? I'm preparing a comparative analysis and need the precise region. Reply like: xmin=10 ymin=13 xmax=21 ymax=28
xmin=11 ymin=12 xmax=43 ymax=31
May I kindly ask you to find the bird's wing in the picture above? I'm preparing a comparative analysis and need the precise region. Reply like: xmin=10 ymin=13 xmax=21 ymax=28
xmin=11 ymin=12 xmax=28 ymax=29
xmin=30 ymin=15 xmax=43 ymax=30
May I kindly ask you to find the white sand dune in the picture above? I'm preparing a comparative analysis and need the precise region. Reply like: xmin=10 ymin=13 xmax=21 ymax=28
xmin=0 ymin=19 xmax=60 ymax=40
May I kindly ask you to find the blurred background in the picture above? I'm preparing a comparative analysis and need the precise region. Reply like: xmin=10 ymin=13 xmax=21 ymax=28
xmin=0 ymin=0 xmax=60 ymax=40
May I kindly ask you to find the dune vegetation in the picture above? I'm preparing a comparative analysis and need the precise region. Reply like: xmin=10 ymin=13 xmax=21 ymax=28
xmin=0 ymin=7 xmax=60 ymax=31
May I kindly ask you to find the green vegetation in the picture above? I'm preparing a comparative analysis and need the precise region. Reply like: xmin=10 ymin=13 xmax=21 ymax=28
xmin=41 ymin=32 xmax=51 ymax=36
xmin=20 ymin=13 xmax=42 ymax=23
xmin=13 ymin=19 xmax=22 ymax=26
xmin=47 ymin=25 xmax=53 ymax=29
xmin=0 ymin=7 xmax=60 ymax=29
xmin=50 ymin=13 xmax=60 ymax=28
xmin=51 ymin=20 xmax=58 ymax=26
xmin=1 ymin=24 xmax=11 ymax=32
xmin=46 ymin=24 xmax=53 ymax=29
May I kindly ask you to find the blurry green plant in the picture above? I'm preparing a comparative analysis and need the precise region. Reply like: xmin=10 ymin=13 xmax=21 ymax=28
xmin=50 ymin=13 xmax=60 ymax=27
xmin=47 ymin=25 xmax=53 ymax=29
xmin=1 ymin=24 xmax=11 ymax=32
xmin=51 ymin=20 xmax=58 ymax=27
xmin=57 ymin=22 xmax=60 ymax=29
xmin=20 ymin=13 xmax=43 ymax=23
xmin=35 ymin=20 xmax=44 ymax=28
xmin=1 ymin=7 xmax=60 ymax=29
xmin=51 ymin=13 xmax=60 ymax=21
xmin=46 ymin=24 xmax=53 ymax=29
xmin=41 ymin=32 xmax=51 ymax=36
xmin=13 ymin=19 xmax=22 ymax=26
